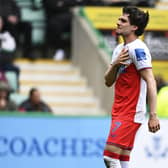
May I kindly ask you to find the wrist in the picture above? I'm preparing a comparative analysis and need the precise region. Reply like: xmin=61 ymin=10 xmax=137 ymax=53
xmin=111 ymin=62 xmax=120 ymax=69
xmin=149 ymin=112 xmax=157 ymax=119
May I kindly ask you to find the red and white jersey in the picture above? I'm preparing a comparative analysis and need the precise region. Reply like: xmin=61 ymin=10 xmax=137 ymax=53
xmin=111 ymin=39 xmax=152 ymax=123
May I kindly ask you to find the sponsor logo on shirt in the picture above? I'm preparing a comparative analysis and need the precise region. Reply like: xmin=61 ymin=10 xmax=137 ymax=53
xmin=135 ymin=49 xmax=147 ymax=61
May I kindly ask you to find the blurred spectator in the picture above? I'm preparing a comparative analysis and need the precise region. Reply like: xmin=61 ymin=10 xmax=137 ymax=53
xmin=0 ymin=81 xmax=17 ymax=111
xmin=0 ymin=16 xmax=20 ymax=92
xmin=0 ymin=0 xmax=34 ymax=59
xmin=42 ymin=0 xmax=74 ymax=60
xmin=42 ymin=0 xmax=103 ymax=60
xmin=19 ymin=87 xmax=52 ymax=113
xmin=155 ymin=75 xmax=167 ymax=93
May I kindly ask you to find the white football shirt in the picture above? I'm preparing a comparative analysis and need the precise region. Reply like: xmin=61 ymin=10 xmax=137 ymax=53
xmin=111 ymin=39 xmax=152 ymax=123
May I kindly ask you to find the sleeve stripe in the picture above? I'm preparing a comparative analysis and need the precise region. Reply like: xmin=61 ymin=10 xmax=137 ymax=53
xmin=138 ymin=67 xmax=152 ymax=71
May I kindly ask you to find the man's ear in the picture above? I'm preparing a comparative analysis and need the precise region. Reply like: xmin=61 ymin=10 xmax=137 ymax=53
xmin=132 ymin=25 xmax=138 ymax=31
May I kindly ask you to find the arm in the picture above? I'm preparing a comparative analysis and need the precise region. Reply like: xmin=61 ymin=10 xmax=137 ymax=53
xmin=104 ymin=63 xmax=119 ymax=87
xmin=140 ymin=69 xmax=160 ymax=133
xmin=104 ymin=48 xmax=129 ymax=87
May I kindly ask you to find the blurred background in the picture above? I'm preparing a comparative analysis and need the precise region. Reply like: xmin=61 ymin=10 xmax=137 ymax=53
xmin=0 ymin=0 xmax=168 ymax=167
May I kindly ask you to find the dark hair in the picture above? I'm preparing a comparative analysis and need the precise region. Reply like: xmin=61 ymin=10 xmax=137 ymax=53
xmin=123 ymin=6 xmax=149 ymax=36
xmin=29 ymin=87 xmax=38 ymax=97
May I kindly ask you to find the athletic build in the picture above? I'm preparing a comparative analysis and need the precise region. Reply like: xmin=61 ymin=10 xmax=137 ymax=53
xmin=103 ymin=6 xmax=160 ymax=168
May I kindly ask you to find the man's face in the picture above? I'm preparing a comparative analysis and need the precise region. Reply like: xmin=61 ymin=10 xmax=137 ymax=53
xmin=31 ymin=90 xmax=41 ymax=104
xmin=116 ymin=14 xmax=135 ymax=36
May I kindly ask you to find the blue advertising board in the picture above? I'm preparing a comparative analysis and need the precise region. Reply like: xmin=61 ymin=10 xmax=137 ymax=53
xmin=0 ymin=114 xmax=168 ymax=168
xmin=0 ymin=114 xmax=110 ymax=168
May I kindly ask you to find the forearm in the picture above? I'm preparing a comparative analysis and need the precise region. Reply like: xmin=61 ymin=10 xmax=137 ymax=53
xmin=140 ymin=69 xmax=160 ymax=133
xmin=140 ymin=69 xmax=158 ymax=118
xmin=104 ymin=63 xmax=119 ymax=87
xmin=147 ymin=79 xmax=157 ymax=118
xmin=147 ymin=78 xmax=160 ymax=133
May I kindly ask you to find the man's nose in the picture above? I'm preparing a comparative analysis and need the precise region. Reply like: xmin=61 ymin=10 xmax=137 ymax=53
xmin=117 ymin=19 xmax=121 ymax=25
xmin=116 ymin=22 xmax=120 ymax=27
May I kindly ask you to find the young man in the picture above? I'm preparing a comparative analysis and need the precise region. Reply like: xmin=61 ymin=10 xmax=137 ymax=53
xmin=103 ymin=6 xmax=160 ymax=168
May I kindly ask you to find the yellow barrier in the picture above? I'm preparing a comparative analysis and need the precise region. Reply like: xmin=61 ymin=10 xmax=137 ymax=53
xmin=83 ymin=7 xmax=168 ymax=31
xmin=153 ymin=60 xmax=168 ymax=81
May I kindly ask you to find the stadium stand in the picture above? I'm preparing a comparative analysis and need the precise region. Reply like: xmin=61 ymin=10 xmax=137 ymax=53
xmin=13 ymin=59 xmax=105 ymax=115
xmin=16 ymin=0 xmax=45 ymax=45
xmin=9 ymin=5 xmax=168 ymax=115
xmin=5 ymin=71 xmax=18 ymax=92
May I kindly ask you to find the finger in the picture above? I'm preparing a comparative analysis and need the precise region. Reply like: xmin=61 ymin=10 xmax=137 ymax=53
xmin=149 ymin=125 xmax=160 ymax=133
xmin=120 ymin=57 xmax=129 ymax=63
xmin=121 ymin=50 xmax=129 ymax=56
xmin=149 ymin=125 xmax=155 ymax=132
xmin=149 ymin=128 xmax=156 ymax=133
xmin=120 ymin=62 xmax=129 ymax=66
xmin=120 ymin=48 xmax=128 ymax=55
xmin=156 ymin=124 xmax=160 ymax=131
xmin=149 ymin=127 xmax=154 ymax=133
xmin=120 ymin=52 xmax=129 ymax=59
xmin=122 ymin=53 xmax=129 ymax=57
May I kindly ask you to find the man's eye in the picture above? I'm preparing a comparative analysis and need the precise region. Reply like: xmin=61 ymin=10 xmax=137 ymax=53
xmin=120 ymin=19 xmax=127 ymax=23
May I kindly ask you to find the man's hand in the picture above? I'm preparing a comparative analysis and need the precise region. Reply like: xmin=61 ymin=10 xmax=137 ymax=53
xmin=148 ymin=116 xmax=160 ymax=133
xmin=113 ymin=48 xmax=129 ymax=66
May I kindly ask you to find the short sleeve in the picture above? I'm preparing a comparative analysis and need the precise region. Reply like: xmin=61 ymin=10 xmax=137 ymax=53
xmin=132 ymin=47 xmax=152 ymax=70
